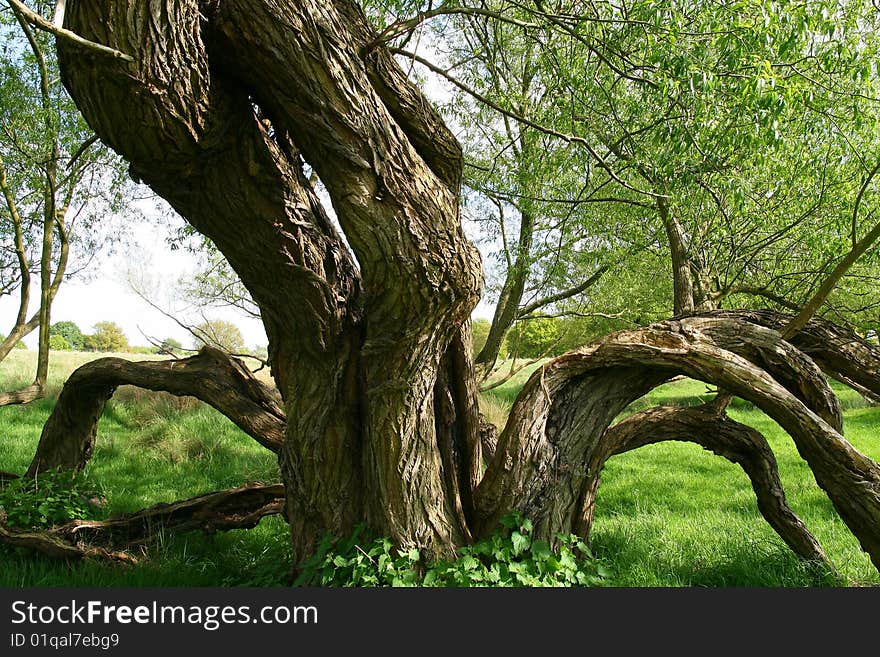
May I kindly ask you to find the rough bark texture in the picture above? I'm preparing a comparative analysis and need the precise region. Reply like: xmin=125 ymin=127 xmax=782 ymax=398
xmin=0 ymin=383 xmax=46 ymax=407
xmin=577 ymin=405 xmax=826 ymax=563
xmin=59 ymin=0 xmax=482 ymax=564
xmin=0 ymin=521 xmax=137 ymax=563
xmin=46 ymin=0 xmax=880 ymax=576
xmin=703 ymin=309 xmax=880 ymax=402
xmin=56 ymin=482 xmax=285 ymax=547
xmin=27 ymin=348 xmax=285 ymax=476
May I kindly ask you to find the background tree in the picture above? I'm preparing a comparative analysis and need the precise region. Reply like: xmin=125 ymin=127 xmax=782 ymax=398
xmin=83 ymin=321 xmax=128 ymax=353
xmin=0 ymin=0 xmax=132 ymax=404
xmin=47 ymin=333 xmax=69 ymax=350
xmin=48 ymin=320 xmax=84 ymax=350
xmin=158 ymin=337 xmax=183 ymax=356
xmin=191 ymin=319 xmax=245 ymax=354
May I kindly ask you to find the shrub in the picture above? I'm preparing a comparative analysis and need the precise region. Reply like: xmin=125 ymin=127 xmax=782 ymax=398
xmin=295 ymin=513 xmax=609 ymax=587
xmin=13 ymin=340 xmax=26 ymax=350
xmin=0 ymin=471 xmax=105 ymax=530
xmin=48 ymin=334 xmax=71 ymax=351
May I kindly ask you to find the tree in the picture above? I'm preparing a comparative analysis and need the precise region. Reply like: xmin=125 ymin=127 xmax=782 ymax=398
xmin=509 ymin=317 xmax=560 ymax=359
xmin=11 ymin=0 xmax=880 ymax=577
xmin=0 ymin=0 xmax=131 ymax=405
xmin=47 ymin=334 xmax=69 ymax=350
xmin=83 ymin=321 xmax=127 ymax=353
xmin=471 ymin=318 xmax=490 ymax=356
xmin=49 ymin=320 xmax=84 ymax=350
xmin=192 ymin=319 xmax=245 ymax=354
xmin=157 ymin=337 xmax=183 ymax=356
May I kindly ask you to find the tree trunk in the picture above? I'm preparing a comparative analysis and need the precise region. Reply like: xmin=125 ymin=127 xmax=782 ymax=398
xmin=659 ymin=198 xmax=696 ymax=316
xmin=58 ymin=0 xmax=481 ymax=564
xmin=50 ymin=1 xmax=880 ymax=577
xmin=474 ymin=127 xmax=538 ymax=377
xmin=474 ymin=209 xmax=533 ymax=376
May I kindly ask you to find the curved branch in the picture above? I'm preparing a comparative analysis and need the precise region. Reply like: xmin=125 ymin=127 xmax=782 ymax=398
xmin=27 ymin=348 xmax=286 ymax=476
xmin=704 ymin=309 xmax=880 ymax=402
xmin=474 ymin=315 xmax=880 ymax=571
xmin=576 ymin=405 xmax=827 ymax=563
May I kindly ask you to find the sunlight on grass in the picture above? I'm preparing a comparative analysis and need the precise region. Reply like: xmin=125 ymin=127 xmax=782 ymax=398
xmin=0 ymin=349 xmax=285 ymax=586
xmin=3 ymin=350 xmax=880 ymax=586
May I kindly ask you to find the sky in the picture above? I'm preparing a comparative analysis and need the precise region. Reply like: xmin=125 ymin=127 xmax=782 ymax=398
xmin=2 ymin=203 xmax=497 ymax=352
xmin=2 ymin=216 xmax=271 ymax=351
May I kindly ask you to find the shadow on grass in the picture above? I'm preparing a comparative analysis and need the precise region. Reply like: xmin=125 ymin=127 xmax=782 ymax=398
xmin=591 ymin=529 xmax=845 ymax=587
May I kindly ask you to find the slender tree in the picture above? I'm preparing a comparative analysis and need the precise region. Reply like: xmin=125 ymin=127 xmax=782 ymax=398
xmin=0 ymin=0 xmax=131 ymax=404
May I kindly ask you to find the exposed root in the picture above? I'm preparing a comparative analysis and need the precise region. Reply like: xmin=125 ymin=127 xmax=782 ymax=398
xmin=0 ymin=482 xmax=285 ymax=562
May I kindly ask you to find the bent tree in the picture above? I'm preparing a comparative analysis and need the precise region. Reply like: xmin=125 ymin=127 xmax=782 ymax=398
xmin=22 ymin=0 xmax=880 ymax=574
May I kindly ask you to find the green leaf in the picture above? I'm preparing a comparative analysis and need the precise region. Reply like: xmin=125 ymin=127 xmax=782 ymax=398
xmin=511 ymin=531 xmax=530 ymax=556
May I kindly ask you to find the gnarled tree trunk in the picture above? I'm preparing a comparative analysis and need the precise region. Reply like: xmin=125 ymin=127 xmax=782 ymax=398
xmin=57 ymin=0 xmax=481 ymax=564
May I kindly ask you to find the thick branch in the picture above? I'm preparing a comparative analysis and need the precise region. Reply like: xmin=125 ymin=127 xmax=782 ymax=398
xmin=704 ymin=309 xmax=880 ymax=402
xmin=475 ymin=315 xmax=880 ymax=571
xmin=0 ymin=521 xmax=136 ymax=563
xmin=0 ymin=383 xmax=45 ymax=407
xmin=0 ymin=482 xmax=284 ymax=561
xmin=56 ymin=482 xmax=285 ymax=547
xmin=579 ymin=405 xmax=827 ymax=563
xmin=27 ymin=347 xmax=285 ymax=475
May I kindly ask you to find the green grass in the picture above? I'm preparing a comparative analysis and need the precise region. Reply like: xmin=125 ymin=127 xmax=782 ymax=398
xmin=2 ymin=350 xmax=880 ymax=586
xmin=0 ymin=350 xmax=289 ymax=586
xmin=480 ymin=366 xmax=880 ymax=586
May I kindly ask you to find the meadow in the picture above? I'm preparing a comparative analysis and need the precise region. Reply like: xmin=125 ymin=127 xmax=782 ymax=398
xmin=1 ymin=349 xmax=879 ymax=586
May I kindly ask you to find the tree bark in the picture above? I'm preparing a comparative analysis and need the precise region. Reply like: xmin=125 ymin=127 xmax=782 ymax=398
xmin=55 ymin=482 xmax=285 ymax=547
xmin=659 ymin=198 xmax=695 ymax=316
xmin=475 ymin=316 xmax=880 ymax=570
xmin=59 ymin=0 xmax=482 ymax=563
xmin=49 ymin=0 xmax=880 ymax=577
xmin=0 ymin=482 xmax=284 ymax=560
xmin=702 ymin=309 xmax=880 ymax=402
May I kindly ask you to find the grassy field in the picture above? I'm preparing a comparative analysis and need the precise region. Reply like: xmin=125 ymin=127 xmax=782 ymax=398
xmin=1 ymin=350 xmax=879 ymax=586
